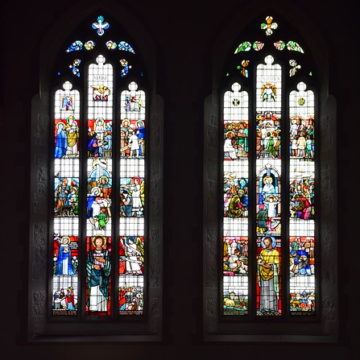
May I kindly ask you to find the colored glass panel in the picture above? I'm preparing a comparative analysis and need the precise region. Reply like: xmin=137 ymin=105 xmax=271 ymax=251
xmin=226 ymin=18 xmax=317 ymax=318
xmin=274 ymin=40 xmax=285 ymax=51
xmin=234 ymin=41 xmax=252 ymax=54
xmin=289 ymin=59 xmax=301 ymax=77
xmin=224 ymin=161 xmax=248 ymax=218
xmin=118 ymin=237 xmax=144 ymax=315
xmin=287 ymin=41 xmax=304 ymax=53
xmin=50 ymin=16 xmax=147 ymax=319
xmin=256 ymin=55 xmax=281 ymax=163
xmin=118 ymin=41 xmax=136 ymax=53
xmin=92 ymin=16 xmax=110 ymax=36
xmin=119 ymin=82 xmax=146 ymax=314
xmin=289 ymin=237 xmax=315 ymax=313
xmin=256 ymin=55 xmax=282 ymax=316
xmin=66 ymin=40 xmax=83 ymax=53
xmin=85 ymin=236 xmax=112 ymax=315
xmin=119 ymin=276 xmax=144 ymax=315
xmin=88 ymin=118 xmax=113 ymax=158
xmin=84 ymin=40 xmax=95 ymax=50
xmin=120 ymin=58 xmax=132 ymax=78
xmin=289 ymin=82 xmax=316 ymax=314
xmin=69 ymin=59 xmax=81 ymax=77
xmin=260 ymin=16 xmax=278 ymax=36
xmin=86 ymin=55 xmax=113 ymax=240
xmin=52 ymin=235 xmax=79 ymax=315
xmin=52 ymin=81 xmax=80 ymax=316
xmin=253 ymin=41 xmax=264 ymax=51
xmin=106 ymin=40 xmax=117 ymax=49
xmin=256 ymin=236 xmax=282 ymax=315
xmin=256 ymin=161 xmax=282 ymax=237
xmin=87 ymin=158 xmax=113 ymax=235
xmin=236 ymin=60 xmax=250 ymax=78
xmin=88 ymin=55 xmax=113 ymax=119
xmin=223 ymin=237 xmax=249 ymax=315
xmin=223 ymin=83 xmax=249 ymax=315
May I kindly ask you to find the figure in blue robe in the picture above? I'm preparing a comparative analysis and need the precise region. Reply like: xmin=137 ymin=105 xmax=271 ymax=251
xmin=87 ymin=194 xmax=96 ymax=218
xmin=86 ymin=237 xmax=111 ymax=312
xmin=56 ymin=240 xmax=74 ymax=275
xmin=291 ymin=250 xmax=312 ymax=275
xmin=54 ymin=123 xmax=68 ymax=158
xmin=136 ymin=122 xmax=145 ymax=156
xmin=88 ymin=134 xmax=100 ymax=157
xmin=120 ymin=189 xmax=133 ymax=217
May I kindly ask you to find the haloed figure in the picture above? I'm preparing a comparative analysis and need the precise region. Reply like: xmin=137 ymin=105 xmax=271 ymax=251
xmin=55 ymin=236 xmax=74 ymax=275
xmin=257 ymin=236 xmax=280 ymax=314
xmin=65 ymin=115 xmax=79 ymax=156
xmin=87 ymin=236 xmax=111 ymax=312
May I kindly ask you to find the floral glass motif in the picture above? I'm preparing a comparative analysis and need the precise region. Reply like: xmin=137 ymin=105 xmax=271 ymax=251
xmin=118 ymin=41 xmax=136 ymax=54
xmin=260 ymin=16 xmax=278 ymax=36
xmin=289 ymin=59 xmax=301 ymax=77
xmin=274 ymin=40 xmax=286 ymax=51
xmin=106 ymin=40 xmax=117 ymax=50
xmin=287 ymin=41 xmax=304 ymax=53
xmin=69 ymin=59 xmax=81 ymax=77
xmin=253 ymin=41 xmax=265 ymax=51
xmin=84 ymin=40 xmax=95 ymax=50
xmin=236 ymin=60 xmax=250 ymax=78
xmin=234 ymin=41 xmax=252 ymax=54
xmin=120 ymin=59 xmax=132 ymax=78
xmin=92 ymin=15 xmax=110 ymax=36
xmin=66 ymin=40 xmax=83 ymax=53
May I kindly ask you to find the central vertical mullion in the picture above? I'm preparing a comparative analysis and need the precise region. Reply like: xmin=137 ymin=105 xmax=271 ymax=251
xmin=81 ymin=68 xmax=90 ymax=319
xmin=281 ymin=62 xmax=290 ymax=317
xmin=249 ymin=65 xmax=257 ymax=320
xmin=111 ymin=63 xmax=118 ymax=320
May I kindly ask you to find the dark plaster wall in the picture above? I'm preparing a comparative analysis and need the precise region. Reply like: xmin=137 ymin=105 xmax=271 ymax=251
xmin=1 ymin=0 xmax=357 ymax=358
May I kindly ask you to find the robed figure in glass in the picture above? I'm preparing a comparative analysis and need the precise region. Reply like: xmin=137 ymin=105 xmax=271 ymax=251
xmin=86 ymin=236 xmax=111 ymax=312
xmin=55 ymin=236 xmax=75 ymax=275
xmin=257 ymin=236 xmax=280 ymax=314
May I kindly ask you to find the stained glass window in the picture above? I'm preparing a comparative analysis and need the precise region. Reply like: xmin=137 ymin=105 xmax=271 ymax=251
xmin=51 ymin=15 xmax=147 ymax=318
xmin=222 ymin=16 xmax=317 ymax=317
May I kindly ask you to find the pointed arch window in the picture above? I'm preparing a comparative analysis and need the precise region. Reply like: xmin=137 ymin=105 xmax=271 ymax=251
xmin=204 ymin=13 xmax=337 ymax=340
xmin=29 ymin=11 xmax=162 ymax=341
xmin=222 ymin=16 xmax=317 ymax=318
xmin=52 ymin=15 xmax=147 ymax=318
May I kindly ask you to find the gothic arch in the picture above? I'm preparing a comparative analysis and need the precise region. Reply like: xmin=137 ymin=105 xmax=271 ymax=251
xmin=28 ymin=2 xmax=163 ymax=342
xmin=203 ymin=4 xmax=337 ymax=342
